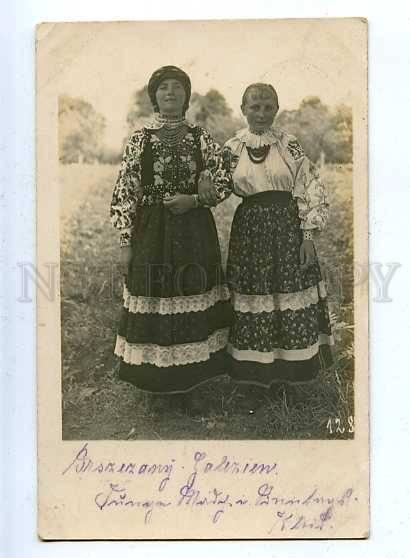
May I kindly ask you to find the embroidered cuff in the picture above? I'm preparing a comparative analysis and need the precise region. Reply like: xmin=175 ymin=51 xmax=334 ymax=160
xmin=303 ymin=230 xmax=315 ymax=241
xmin=120 ymin=229 xmax=132 ymax=247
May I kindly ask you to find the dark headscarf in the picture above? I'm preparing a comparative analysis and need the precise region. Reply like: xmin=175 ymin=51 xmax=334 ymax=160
xmin=147 ymin=65 xmax=191 ymax=114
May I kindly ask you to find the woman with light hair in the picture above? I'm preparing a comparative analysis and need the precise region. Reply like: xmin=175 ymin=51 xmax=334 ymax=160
xmin=220 ymin=82 xmax=334 ymax=393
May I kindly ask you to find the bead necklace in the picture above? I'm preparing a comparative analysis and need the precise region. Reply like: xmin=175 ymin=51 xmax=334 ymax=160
xmin=154 ymin=112 xmax=187 ymax=128
xmin=246 ymin=144 xmax=271 ymax=164
xmin=154 ymin=113 xmax=188 ymax=148
xmin=156 ymin=126 xmax=189 ymax=148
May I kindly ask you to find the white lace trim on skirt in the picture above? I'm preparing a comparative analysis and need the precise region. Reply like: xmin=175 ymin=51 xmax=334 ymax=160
xmin=115 ymin=327 xmax=229 ymax=368
xmin=123 ymin=284 xmax=231 ymax=315
xmin=232 ymin=281 xmax=327 ymax=314
xmin=228 ymin=333 xmax=334 ymax=363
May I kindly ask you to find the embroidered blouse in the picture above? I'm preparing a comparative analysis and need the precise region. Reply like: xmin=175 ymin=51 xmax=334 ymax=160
xmin=110 ymin=117 xmax=232 ymax=246
xmin=220 ymin=127 xmax=329 ymax=235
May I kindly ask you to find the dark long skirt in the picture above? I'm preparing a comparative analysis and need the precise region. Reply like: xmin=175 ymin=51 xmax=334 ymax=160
xmin=226 ymin=190 xmax=334 ymax=387
xmin=114 ymin=204 xmax=232 ymax=394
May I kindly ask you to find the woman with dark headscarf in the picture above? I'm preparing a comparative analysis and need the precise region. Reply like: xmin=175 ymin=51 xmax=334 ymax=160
xmin=220 ymin=83 xmax=334 ymax=394
xmin=110 ymin=66 xmax=232 ymax=406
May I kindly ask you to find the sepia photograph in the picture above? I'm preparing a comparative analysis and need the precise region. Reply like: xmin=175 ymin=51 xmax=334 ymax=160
xmin=58 ymin=22 xmax=355 ymax=442
xmin=37 ymin=18 xmax=368 ymax=539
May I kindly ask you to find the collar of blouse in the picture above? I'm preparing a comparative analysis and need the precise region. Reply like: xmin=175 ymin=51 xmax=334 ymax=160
xmin=232 ymin=126 xmax=308 ymax=186
xmin=235 ymin=127 xmax=279 ymax=148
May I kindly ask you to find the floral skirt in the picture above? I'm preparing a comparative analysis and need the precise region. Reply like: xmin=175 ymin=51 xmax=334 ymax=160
xmin=226 ymin=190 xmax=334 ymax=386
xmin=114 ymin=204 xmax=232 ymax=393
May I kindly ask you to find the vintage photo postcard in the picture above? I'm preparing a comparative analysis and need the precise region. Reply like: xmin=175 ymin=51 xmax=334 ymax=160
xmin=37 ymin=18 xmax=368 ymax=539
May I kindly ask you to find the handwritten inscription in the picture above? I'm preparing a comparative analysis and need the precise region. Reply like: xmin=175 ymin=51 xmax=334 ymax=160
xmin=61 ymin=443 xmax=358 ymax=534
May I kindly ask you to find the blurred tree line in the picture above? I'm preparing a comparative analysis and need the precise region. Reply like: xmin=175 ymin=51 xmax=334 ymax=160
xmin=59 ymin=96 xmax=119 ymax=165
xmin=275 ymin=96 xmax=352 ymax=164
xmin=59 ymin=96 xmax=105 ymax=164
xmin=59 ymin=88 xmax=352 ymax=165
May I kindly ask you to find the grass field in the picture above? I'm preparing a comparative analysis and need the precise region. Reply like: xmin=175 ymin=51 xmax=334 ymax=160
xmin=60 ymin=163 xmax=354 ymax=440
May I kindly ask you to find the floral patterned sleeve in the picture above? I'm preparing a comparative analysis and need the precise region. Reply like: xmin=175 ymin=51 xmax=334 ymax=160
xmin=198 ymin=128 xmax=234 ymax=202
xmin=289 ymin=138 xmax=329 ymax=236
xmin=110 ymin=131 xmax=145 ymax=247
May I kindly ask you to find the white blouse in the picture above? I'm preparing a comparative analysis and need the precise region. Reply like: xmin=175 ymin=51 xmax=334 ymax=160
xmin=232 ymin=141 xmax=294 ymax=197
xmin=220 ymin=127 xmax=329 ymax=234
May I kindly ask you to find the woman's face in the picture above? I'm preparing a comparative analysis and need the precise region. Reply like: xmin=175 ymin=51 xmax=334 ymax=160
xmin=241 ymin=88 xmax=278 ymax=133
xmin=155 ymin=78 xmax=186 ymax=116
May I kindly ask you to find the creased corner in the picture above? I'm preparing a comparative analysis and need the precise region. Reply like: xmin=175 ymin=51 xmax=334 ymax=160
xmin=35 ymin=22 xmax=58 ymax=44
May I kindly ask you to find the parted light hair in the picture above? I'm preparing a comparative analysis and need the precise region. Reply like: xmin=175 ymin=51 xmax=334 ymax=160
xmin=241 ymin=83 xmax=279 ymax=111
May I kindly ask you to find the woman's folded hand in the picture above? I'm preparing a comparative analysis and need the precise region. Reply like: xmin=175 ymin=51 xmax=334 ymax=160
xmin=299 ymin=239 xmax=315 ymax=271
xmin=198 ymin=173 xmax=218 ymax=206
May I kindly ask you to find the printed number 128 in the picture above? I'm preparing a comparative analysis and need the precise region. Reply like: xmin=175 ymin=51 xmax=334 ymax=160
xmin=326 ymin=416 xmax=354 ymax=434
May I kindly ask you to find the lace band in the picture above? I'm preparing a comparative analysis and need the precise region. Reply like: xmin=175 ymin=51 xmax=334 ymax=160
xmin=123 ymin=284 xmax=231 ymax=315
xmin=232 ymin=281 xmax=327 ymax=314
xmin=115 ymin=327 xmax=229 ymax=368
